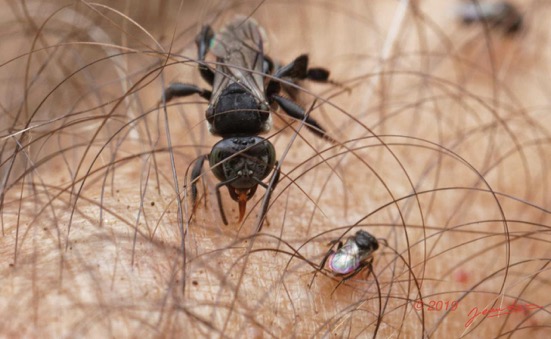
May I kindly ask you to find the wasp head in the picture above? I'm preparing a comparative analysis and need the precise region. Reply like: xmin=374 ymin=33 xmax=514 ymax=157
xmin=209 ymin=136 xmax=276 ymax=222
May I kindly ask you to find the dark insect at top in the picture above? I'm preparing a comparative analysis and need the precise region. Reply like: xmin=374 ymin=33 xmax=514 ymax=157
xmin=162 ymin=15 xmax=333 ymax=226
xmin=458 ymin=1 xmax=523 ymax=34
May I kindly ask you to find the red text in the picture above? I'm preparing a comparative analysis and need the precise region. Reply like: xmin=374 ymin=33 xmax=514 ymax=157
xmin=464 ymin=303 xmax=543 ymax=328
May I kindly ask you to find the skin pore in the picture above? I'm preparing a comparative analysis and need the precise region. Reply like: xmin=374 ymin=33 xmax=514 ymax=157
xmin=1 ymin=0 xmax=549 ymax=337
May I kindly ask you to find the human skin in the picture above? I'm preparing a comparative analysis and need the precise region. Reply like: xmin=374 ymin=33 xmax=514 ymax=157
xmin=1 ymin=0 xmax=549 ymax=337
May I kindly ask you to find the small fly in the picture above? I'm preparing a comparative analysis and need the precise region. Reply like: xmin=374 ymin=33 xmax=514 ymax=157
xmin=162 ymin=16 xmax=333 ymax=226
xmin=311 ymin=230 xmax=382 ymax=291
xmin=458 ymin=1 xmax=522 ymax=34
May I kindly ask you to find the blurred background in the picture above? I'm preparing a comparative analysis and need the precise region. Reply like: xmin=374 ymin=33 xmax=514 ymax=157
xmin=0 ymin=0 xmax=549 ymax=337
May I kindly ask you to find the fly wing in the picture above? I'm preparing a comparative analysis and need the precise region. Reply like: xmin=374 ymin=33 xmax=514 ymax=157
xmin=209 ymin=16 xmax=267 ymax=104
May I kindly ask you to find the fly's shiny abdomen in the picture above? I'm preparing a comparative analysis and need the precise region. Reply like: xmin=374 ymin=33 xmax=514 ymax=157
xmin=328 ymin=241 xmax=362 ymax=275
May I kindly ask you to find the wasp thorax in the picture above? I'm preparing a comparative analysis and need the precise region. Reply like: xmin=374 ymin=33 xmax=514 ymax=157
xmin=209 ymin=136 xmax=276 ymax=189
xmin=208 ymin=83 xmax=269 ymax=136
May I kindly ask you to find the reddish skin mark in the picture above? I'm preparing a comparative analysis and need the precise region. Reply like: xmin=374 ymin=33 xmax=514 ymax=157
xmin=464 ymin=303 xmax=543 ymax=328
xmin=454 ymin=270 xmax=469 ymax=284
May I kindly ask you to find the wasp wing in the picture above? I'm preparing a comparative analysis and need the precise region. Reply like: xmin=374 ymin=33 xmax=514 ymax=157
xmin=209 ymin=16 xmax=268 ymax=105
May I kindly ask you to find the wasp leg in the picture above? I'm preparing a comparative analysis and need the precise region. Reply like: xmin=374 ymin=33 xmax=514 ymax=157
xmin=273 ymin=54 xmax=331 ymax=83
xmin=306 ymin=67 xmax=330 ymax=82
xmin=190 ymin=155 xmax=208 ymax=213
xmin=274 ymin=54 xmax=309 ymax=79
xmin=254 ymin=162 xmax=281 ymax=232
xmin=266 ymin=55 xmax=334 ymax=142
xmin=266 ymin=54 xmax=307 ymax=99
xmin=162 ymin=83 xmax=211 ymax=103
xmin=195 ymin=25 xmax=215 ymax=86
xmin=267 ymin=54 xmax=342 ymax=101
xmin=271 ymin=95 xmax=334 ymax=143
xmin=214 ymin=182 xmax=230 ymax=225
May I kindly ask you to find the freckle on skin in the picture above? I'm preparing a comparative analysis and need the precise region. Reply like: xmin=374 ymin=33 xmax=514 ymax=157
xmin=454 ymin=270 xmax=469 ymax=284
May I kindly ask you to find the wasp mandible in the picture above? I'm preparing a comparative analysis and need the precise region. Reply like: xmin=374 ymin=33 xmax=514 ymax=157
xmin=162 ymin=16 xmax=333 ymax=226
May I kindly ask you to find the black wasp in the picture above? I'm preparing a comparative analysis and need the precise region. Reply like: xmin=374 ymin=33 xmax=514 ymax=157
xmin=162 ymin=16 xmax=333 ymax=226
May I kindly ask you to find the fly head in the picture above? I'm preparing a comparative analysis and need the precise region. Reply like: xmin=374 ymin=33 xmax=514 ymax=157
xmin=354 ymin=230 xmax=379 ymax=254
